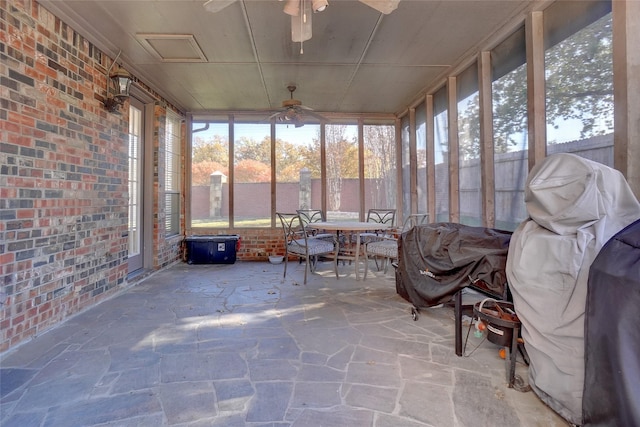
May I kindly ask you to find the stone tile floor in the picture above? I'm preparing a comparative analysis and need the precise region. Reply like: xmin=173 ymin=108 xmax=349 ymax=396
xmin=0 ymin=260 xmax=569 ymax=426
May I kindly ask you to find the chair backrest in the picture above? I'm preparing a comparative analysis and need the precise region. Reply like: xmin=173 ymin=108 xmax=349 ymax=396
xmin=366 ymin=209 xmax=396 ymax=226
xmin=401 ymin=213 xmax=429 ymax=232
xmin=296 ymin=209 xmax=325 ymax=228
xmin=276 ymin=212 xmax=306 ymax=245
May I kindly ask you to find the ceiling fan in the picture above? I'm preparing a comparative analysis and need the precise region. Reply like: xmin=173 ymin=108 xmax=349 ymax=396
xmin=268 ymin=85 xmax=327 ymax=128
xmin=203 ymin=0 xmax=401 ymax=16
xmin=204 ymin=0 xmax=401 ymax=53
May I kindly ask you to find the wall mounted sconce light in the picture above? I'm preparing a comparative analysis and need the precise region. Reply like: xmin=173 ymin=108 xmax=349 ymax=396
xmin=104 ymin=51 xmax=132 ymax=112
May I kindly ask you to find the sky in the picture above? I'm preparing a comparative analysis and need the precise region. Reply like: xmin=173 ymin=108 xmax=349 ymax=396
xmin=192 ymin=122 xmax=358 ymax=146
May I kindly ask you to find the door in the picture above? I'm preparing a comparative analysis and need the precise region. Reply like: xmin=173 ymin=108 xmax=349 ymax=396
xmin=128 ymin=98 xmax=144 ymax=273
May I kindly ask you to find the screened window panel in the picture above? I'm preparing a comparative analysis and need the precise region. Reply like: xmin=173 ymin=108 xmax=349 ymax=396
xmin=457 ymin=63 xmax=482 ymax=226
xmin=433 ymin=86 xmax=449 ymax=222
xmin=190 ymin=121 xmax=230 ymax=228
xmin=401 ymin=116 xmax=410 ymax=220
xmin=325 ymin=123 xmax=359 ymax=221
xmin=544 ymin=5 xmax=613 ymax=167
xmin=189 ymin=117 xmax=395 ymax=228
xmin=364 ymin=124 xmax=397 ymax=216
xmin=492 ymin=26 xmax=528 ymax=231
xmin=233 ymin=122 xmax=271 ymax=227
xmin=275 ymin=124 xmax=321 ymax=215
xmin=543 ymin=0 xmax=611 ymax=50
xmin=415 ymin=102 xmax=427 ymax=215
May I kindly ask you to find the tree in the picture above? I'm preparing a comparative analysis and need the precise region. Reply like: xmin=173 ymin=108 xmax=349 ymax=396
xmin=192 ymin=129 xmax=325 ymax=185
xmin=545 ymin=15 xmax=613 ymax=140
xmin=492 ymin=65 xmax=527 ymax=153
xmin=364 ymin=125 xmax=396 ymax=208
xmin=275 ymin=138 xmax=315 ymax=182
xmin=191 ymin=160 xmax=227 ymax=185
xmin=235 ymin=136 xmax=271 ymax=164
xmin=325 ymin=125 xmax=358 ymax=211
xmin=458 ymin=94 xmax=481 ymax=160
xmin=235 ymin=159 xmax=270 ymax=183
xmin=192 ymin=134 xmax=229 ymax=166
xmin=467 ymin=13 xmax=613 ymax=154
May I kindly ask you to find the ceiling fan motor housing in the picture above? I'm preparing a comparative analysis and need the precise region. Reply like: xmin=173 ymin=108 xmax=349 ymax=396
xmin=270 ymin=83 xmax=326 ymax=127
xmin=282 ymin=98 xmax=302 ymax=107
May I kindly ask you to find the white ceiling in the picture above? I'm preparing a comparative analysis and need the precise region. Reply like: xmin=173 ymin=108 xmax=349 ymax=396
xmin=42 ymin=0 xmax=536 ymax=117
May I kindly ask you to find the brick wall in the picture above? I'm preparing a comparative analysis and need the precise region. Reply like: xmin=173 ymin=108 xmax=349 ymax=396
xmin=192 ymin=179 xmax=394 ymax=219
xmin=151 ymin=104 xmax=185 ymax=270
xmin=0 ymin=1 xmax=182 ymax=352
xmin=186 ymin=228 xmax=286 ymax=261
xmin=235 ymin=228 xmax=285 ymax=259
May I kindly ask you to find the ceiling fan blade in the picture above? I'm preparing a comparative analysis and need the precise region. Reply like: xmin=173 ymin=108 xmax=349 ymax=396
xmin=270 ymin=84 xmax=328 ymax=126
xmin=359 ymin=0 xmax=401 ymax=15
xmin=203 ymin=0 xmax=237 ymax=13
xmin=301 ymin=109 xmax=329 ymax=122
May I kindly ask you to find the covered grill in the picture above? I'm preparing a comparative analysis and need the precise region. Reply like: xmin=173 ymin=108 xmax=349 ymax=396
xmin=506 ymin=153 xmax=640 ymax=425
xmin=396 ymin=222 xmax=512 ymax=308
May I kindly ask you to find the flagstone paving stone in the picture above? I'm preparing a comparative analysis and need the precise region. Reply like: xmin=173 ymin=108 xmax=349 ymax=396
xmin=0 ymin=261 xmax=569 ymax=426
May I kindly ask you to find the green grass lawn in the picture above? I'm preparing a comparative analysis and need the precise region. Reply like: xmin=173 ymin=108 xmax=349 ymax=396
xmin=192 ymin=217 xmax=272 ymax=228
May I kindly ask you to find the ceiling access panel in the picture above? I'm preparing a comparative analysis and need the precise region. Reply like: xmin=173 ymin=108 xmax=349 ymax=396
xmin=129 ymin=1 xmax=259 ymax=64
xmin=178 ymin=2 xmax=261 ymax=63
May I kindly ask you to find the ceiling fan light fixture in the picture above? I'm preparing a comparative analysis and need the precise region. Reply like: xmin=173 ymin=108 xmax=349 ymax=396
xmin=291 ymin=1 xmax=312 ymax=43
xmin=312 ymin=0 xmax=328 ymax=12
xmin=269 ymin=85 xmax=326 ymax=128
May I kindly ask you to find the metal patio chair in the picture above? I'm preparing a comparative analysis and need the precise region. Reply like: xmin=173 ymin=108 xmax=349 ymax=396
xmin=296 ymin=209 xmax=333 ymax=240
xmin=277 ymin=212 xmax=338 ymax=284
xmin=354 ymin=208 xmax=397 ymax=248
xmin=358 ymin=208 xmax=397 ymax=240
xmin=364 ymin=213 xmax=429 ymax=279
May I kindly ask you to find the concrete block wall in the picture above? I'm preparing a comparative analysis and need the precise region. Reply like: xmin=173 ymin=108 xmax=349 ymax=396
xmin=0 ymin=1 xmax=182 ymax=352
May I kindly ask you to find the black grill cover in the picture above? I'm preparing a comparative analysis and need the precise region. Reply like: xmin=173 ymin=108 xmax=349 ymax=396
xmin=396 ymin=222 xmax=512 ymax=307
xmin=583 ymin=219 xmax=640 ymax=426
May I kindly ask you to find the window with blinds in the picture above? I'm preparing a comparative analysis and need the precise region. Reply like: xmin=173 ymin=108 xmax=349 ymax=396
xmin=165 ymin=110 xmax=181 ymax=236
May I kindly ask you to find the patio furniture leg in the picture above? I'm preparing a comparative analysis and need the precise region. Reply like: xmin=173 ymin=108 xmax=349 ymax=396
xmin=333 ymin=242 xmax=339 ymax=279
xmin=355 ymin=237 xmax=362 ymax=280
xmin=364 ymin=248 xmax=369 ymax=280
xmin=283 ymin=254 xmax=287 ymax=279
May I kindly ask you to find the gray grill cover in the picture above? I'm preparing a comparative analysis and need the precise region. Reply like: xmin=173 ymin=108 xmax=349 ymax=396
xmin=506 ymin=153 xmax=640 ymax=425
xmin=397 ymin=222 xmax=512 ymax=307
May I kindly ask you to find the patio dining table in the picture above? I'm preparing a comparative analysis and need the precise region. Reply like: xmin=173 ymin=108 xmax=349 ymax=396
xmin=308 ymin=221 xmax=390 ymax=281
